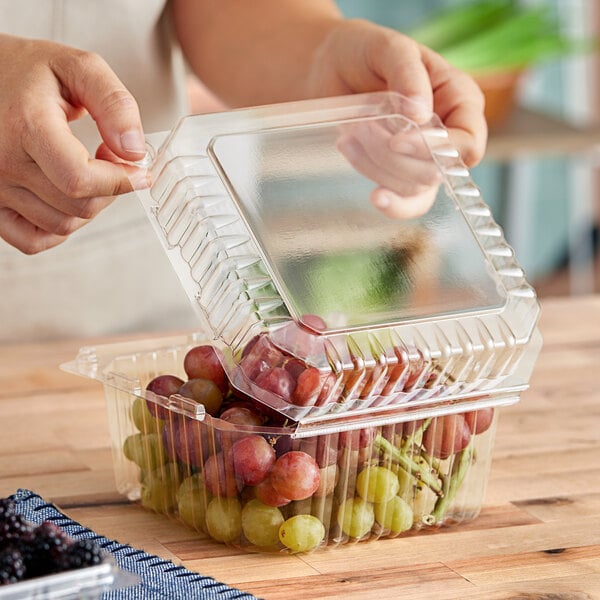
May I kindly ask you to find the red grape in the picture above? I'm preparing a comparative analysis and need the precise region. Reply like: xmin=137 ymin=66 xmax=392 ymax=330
xmin=254 ymin=367 xmax=296 ymax=402
xmin=403 ymin=349 xmax=427 ymax=390
xmin=464 ymin=407 xmax=495 ymax=435
xmin=422 ymin=414 xmax=472 ymax=459
xmin=161 ymin=418 xmax=180 ymax=461
xmin=316 ymin=372 xmax=340 ymax=407
xmin=203 ymin=451 xmax=241 ymax=497
xmin=239 ymin=334 xmax=284 ymax=380
xmin=183 ymin=345 xmax=228 ymax=394
xmin=162 ymin=416 xmax=209 ymax=468
xmin=290 ymin=367 xmax=321 ymax=406
xmin=145 ymin=375 xmax=184 ymax=419
xmin=270 ymin=451 xmax=320 ymax=501
xmin=299 ymin=435 xmax=338 ymax=467
xmin=359 ymin=364 xmax=386 ymax=399
xmin=241 ymin=334 xmax=260 ymax=359
xmin=338 ymin=427 xmax=376 ymax=451
xmin=229 ymin=435 xmax=275 ymax=486
xmin=178 ymin=378 xmax=223 ymax=416
xmin=381 ymin=348 xmax=409 ymax=396
xmin=300 ymin=314 xmax=327 ymax=331
xmin=314 ymin=463 xmax=338 ymax=498
xmin=254 ymin=477 xmax=291 ymax=507
xmin=219 ymin=404 xmax=265 ymax=427
xmin=282 ymin=358 xmax=305 ymax=381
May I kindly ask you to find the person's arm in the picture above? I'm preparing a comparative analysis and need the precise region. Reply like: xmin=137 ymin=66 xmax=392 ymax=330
xmin=171 ymin=0 xmax=342 ymax=107
xmin=172 ymin=0 xmax=487 ymax=218
xmin=0 ymin=34 xmax=149 ymax=254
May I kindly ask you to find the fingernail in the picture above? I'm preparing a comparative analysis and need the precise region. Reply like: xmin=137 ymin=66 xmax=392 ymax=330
xmin=121 ymin=129 xmax=146 ymax=154
xmin=129 ymin=168 xmax=151 ymax=190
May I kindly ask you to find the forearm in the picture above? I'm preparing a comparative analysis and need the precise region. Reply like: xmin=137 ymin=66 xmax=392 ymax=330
xmin=171 ymin=0 xmax=342 ymax=106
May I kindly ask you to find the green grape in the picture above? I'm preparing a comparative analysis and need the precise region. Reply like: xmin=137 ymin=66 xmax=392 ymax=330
xmin=205 ymin=497 xmax=242 ymax=543
xmin=123 ymin=433 xmax=167 ymax=471
xmin=241 ymin=499 xmax=284 ymax=547
xmin=177 ymin=474 xmax=211 ymax=531
xmin=412 ymin=484 xmax=437 ymax=526
xmin=395 ymin=465 xmax=418 ymax=500
xmin=355 ymin=466 xmax=399 ymax=504
xmin=336 ymin=497 xmax=375 ymax=539
xmin=140 ymin=462 xmax=182 ymax=514
xmin=374 ymin=496 xmax=414 ymax=534
xmin=131 ymin=396 xmax=164 ymax=434
xmin=279 ymin=515 xmax=325 ymax=553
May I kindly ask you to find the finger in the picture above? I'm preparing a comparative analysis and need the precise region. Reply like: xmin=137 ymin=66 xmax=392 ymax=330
xmin=340 ymin=121 xmax=432 ymax=161
xmin=16 ymin=160 xmax=116 ymax=219
xmin=95 ymin=141 xmax=149 ymax=168
xmin=330 ymin=21 xmax=433 ymax=122
xmin=348 ymin=122 xmax=442 ymax=185
xmin=421 ymin=46 xmax=488 ymax=166
xmin=370 ymin=187 xmax=438 ymax=220
xmin=0 ymin=207 xmax=67 ymax=254
xmin=337 ymin=134 xmax=441 ymax=197
xmin=443 ymin=103 xmax=488 ymax=167
xmin=22 ymin=113 xmax=150 ymax=199
xmin=367 ymin=28 xmax=434 ymax=120
xmin=0 ymin=185 xmax=89 ymax=237
xmin=388 ymin=130 xmax=434 ymax=161
xmin=51 ymin=50 xmax=147 ymax=160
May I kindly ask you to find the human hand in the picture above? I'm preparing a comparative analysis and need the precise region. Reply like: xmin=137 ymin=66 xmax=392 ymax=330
xmin=306 ymin=19 xmax=487 ymax=219
xmin=0 ymin=34 xmax=150 ymax=254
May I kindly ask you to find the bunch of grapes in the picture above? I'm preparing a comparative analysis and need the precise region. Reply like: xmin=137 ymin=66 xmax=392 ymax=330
xmin=122 ymin=340 xmax=497 ymax=554
xmin=236 ymin=327 xmax=431 ymax=410
xmin=0 ymin=498 xmax=104 ymax=586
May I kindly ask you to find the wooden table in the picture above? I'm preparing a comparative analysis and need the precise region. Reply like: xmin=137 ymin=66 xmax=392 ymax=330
xmin=1 ymin=295 xmax=600 ymax=600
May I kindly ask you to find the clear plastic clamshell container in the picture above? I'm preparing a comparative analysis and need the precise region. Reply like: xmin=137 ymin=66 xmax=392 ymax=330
xmin=63 ymin=92 xmax=542 ymax=554
xmin=137 ymin=91 xmax=541 ymax=428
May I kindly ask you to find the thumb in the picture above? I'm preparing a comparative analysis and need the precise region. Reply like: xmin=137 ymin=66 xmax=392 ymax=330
xmin=54 ymin=52 xmax=146 ymax=161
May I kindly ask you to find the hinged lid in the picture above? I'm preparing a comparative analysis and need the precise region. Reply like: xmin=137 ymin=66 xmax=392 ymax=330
xmin=133 ymin=92 xmax=541 ymax=427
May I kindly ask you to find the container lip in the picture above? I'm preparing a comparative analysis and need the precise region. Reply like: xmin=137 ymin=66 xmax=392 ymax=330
xmin=61 ymin=321 xmax=541 ymax=431
xmin=61 ymin=330 xmax=526 ymax=435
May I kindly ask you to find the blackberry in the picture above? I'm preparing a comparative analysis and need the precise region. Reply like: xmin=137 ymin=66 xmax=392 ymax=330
xmin=0 ymin=514 xmax=32 ymax=546
xmin=20 ymin=521 xmax=72 ymax=577
xmin=0 ymin=500 xmax=105 ymax=586
xmin=0 ymin=547 xmax=26 ymax=585
xmin=0 ymin=498 xmax=16 ymax=523
xmin=57 ymin=539 xmax=104 ymax=570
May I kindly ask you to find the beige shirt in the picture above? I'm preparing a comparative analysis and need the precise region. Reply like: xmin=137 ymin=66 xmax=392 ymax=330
xmin=0 ymin=0 xmax=200 ymax=342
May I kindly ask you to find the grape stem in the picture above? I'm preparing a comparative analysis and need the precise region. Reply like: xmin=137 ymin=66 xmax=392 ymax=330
xmin=401 ymin=417 xmax=432 ymax=450
xmin=373 ymin=434 xmax=442 ymax=495
xmin=431 ymin=440 xmax=474 ymax=521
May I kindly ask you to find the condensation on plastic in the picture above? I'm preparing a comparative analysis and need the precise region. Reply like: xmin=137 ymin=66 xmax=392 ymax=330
xmin=127 ymin=92 xmax=540 ymax=425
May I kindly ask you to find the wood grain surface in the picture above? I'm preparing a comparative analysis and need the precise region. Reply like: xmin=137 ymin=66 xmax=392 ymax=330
xmin=1 ymin=295 xmax=599 ymax=600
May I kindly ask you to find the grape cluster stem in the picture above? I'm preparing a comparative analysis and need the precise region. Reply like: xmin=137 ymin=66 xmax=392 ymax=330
xmin=373 ymin=434 xmax=443 ymax=495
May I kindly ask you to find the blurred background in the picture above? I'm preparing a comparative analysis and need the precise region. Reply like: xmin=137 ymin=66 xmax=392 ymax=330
xmin=332 ymin=0 xmax=600 ymax=298
xmin=187 ymin=0 xmax=600 ymax=299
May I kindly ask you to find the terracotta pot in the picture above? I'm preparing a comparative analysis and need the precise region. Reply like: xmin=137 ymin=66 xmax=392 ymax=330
xmin=474 ymin=70 xmax=524 ymax=129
